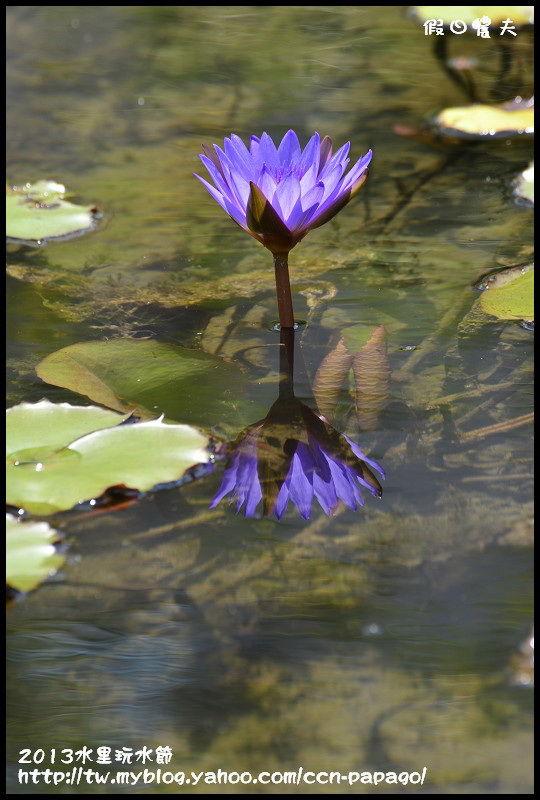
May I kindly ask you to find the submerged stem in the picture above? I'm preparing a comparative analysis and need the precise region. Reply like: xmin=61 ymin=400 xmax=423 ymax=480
xmin=273 ymin=252 xmax=295 ymax=329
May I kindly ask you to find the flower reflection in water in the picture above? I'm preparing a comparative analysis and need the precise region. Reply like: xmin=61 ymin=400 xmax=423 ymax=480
xmin=211 ymin=329 xmax=384 ymax=520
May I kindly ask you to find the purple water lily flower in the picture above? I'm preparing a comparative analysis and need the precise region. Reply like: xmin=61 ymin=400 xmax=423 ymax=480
xmin=210 ymin=396 xmax=384 ymax=521
xmin=194 ymin=130 xmax=372 ymax=255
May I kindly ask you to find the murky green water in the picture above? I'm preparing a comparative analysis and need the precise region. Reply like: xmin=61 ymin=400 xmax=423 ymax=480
xmin=7 ymin=6 xmax=533 ymax=794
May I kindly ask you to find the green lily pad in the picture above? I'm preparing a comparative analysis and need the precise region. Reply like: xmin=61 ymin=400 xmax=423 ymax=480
xmin=36 ymin=338 xmax=245 ymax=426
xmin=513 ymin=162 xmax=534 ymax=206
xmin=6 ymin=401 xmax=212 ymax=514
xmin=434 ymin=100 xmax=534 ymax=138
xmin=411 ymin=7 xmax=534 ymax=26
xmin=479 ymin=266 xmax=534 ymax=321
xmin=6 ymin=400 xmax=126 ymax=457
xmin=6 ymin=513 xmax=65 ymax=593
xmin=6 ymin=180 xmax=100 ymax=245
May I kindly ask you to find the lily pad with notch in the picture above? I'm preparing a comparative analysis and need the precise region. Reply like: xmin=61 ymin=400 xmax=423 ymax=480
xmin=6 ymin=400 xmax=213 ymax=515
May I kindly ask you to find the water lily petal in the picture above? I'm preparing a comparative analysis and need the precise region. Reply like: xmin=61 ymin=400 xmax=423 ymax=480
xmin=287 ymin=186 xmax=324 ymax=233
xmin=286 ymin=445 xmax=314 ymax=519
xmin=201 ymin=144 xmax=226 ymax=179
xmin=275 ymin=172 xmax=301 ymax=222
xmin=273 ymin=481 xmax=290 ymax=520
xmin=299 ymin=162 xmax=318 ymax=195
xmin=212 ymin=143 xmax=234 ymax=178
xmin=347 ymin=172 xmax=369 ymax=199
xmin=318 ymin=136 xmax=333 ymax=174
xmin=225 ymin=134 xmax=256 ymax=182
xmin=346 ymin=434 xmax=386 ymax=479
xmin=313 ymin=470 xmax=339 ymax=515
xmin=209 ymin=452 xmax=240 ymax=507
xmin=250 ymin=135 xmax=261 ymax=163
xmin=230 ymin=171 xmax=251 ymax=208
xmin=320 ymin=163 xmax=347 ymax=202
xmin=210 ymin=395 xmax=384 ymax=521
xmin=308 ymin=434 xmax=332 ymax=481
xmin=306 ymin=189 xmax=354 ymax=231
xmin=235 ymin=452 xmax=262 ymax=514
xmin=340 ymin=151 xmax=372 ymax=191
xmin=289 ymin=202 xmax=323 ymax=236
xmin=221 ymin=194 xmax=249 ymax=228
xmin=300 ymin=180 xmax=325 ymax=210
xmin=318 ymin=141 xmax=350 ymax=182
xmin=243 ymin=474 xmax=263 ymax=516
xmin=193 ymin=173 xmax=228 ymax=211
xmin=278 ymin=129 xmax=302 ymax=165
xmin=307 ymin=162 xmax=369 ymax=230
xmin=199 ymin=154 xmax=233 ymax=198
xmin=327 ymin=457 xmax=363 ymax=510
xmin=259 ymin=132 xmax=280 ymax=171
xmin=196 ymin=131 xmax=371 ymax=254
xmin=356 ymin=469 xmax=383 ymax=498
xmin=309 ymin=439 xmax=339 ymax=515
xmin=298 ymin=132 xmax=321 ymax=176
xmin=258 ymin=165 xmax=278 ymax=205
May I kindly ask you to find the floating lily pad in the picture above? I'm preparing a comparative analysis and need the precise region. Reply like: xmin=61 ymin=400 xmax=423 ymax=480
xmin=479 ymin=266 xmax=534 ymax=321
xmin=6 ymin=180 xmax=100 ymax=245
xmin=434 ymin=100 xmax=534 ymax=138
xmin=6 ymin=513 xmax=65 ymax=594
xmin=513 ymin=162 xmax=534 ymax=206
xmin=36 ymin=339 xmax=245 ymax=426
xmin=6 ymin=400 xmax=126 ymax=457
xmin=6 ymin=401 xmax=212 ymax=514
xmin=411 ymin=6 xmax=534 ymax=26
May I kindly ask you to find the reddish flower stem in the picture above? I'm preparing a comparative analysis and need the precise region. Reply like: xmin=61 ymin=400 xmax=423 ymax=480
xmin=273 ymin=253 xmax=295 ymax=329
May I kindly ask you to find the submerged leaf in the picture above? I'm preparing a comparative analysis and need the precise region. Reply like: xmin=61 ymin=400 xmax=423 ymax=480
xmin=352 ymin=326 xmax=390 ymax=432
xmin=36 ymin=338 xmax=245 ymax=425
xmin=313 ymin=338 xmax=354 ymax=422
xmin=341 ymin=324 xmax=381 ymax=354
xmin=6 ymin=180 xmax=100 ymax=245
xmin=314 ymin=325 xmax=391 ymax=430
xmin=6 ymin=402 xmax=212 ymax=514
xmin=6 ymin=513 xmax=65 ymax=594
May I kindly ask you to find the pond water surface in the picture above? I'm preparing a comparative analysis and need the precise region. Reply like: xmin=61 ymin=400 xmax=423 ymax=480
xmin=6 ymin=6 xmax=533 ymax=794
